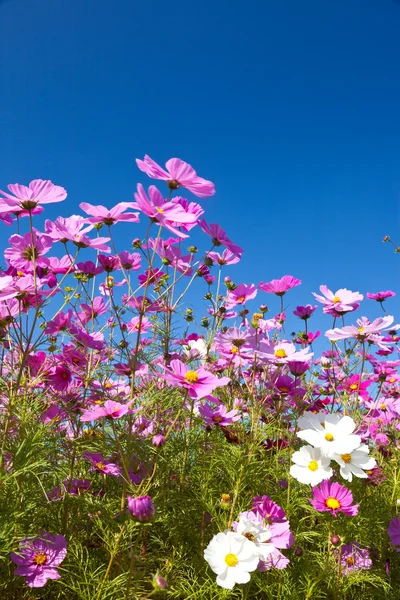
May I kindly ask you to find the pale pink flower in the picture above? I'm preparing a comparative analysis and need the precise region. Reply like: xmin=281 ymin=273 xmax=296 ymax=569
xmin=313 ymin=285 xmax=363 ymax=315
xmin=0 ymin=179 xmax=67 ymax=211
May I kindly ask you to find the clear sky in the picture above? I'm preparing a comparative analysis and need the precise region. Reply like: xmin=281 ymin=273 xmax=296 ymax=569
xmin=1 ymin=0 xmax=400 ymax=330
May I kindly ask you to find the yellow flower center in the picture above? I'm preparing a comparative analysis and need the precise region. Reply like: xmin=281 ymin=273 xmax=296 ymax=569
xmin=231 ymin=346 xmax=238 ymax=354
xmin=333 ymin=296 xmax=341 ymax=303
xmin=221 ymin=493 xmax=230 ymax=501
xmin=358 ymin=327 xmax=365 ymax=333
xmin=185 ymin=370 xmax=199 ymax=383
xmin=236 ymin=295 xmax=245 ymax=303
xmin=326 ymin=497 xmax=341 ymax=510
xmin=244 ymin=532 xmax=255 ymax=542
xmin=349 ymin=384 xmax=358 ymax=390
xmin=325 ymin=433 xmax=334 ymax=442
xmin=225 ymin=553 xmax=238 ymax=567
xmin=380 ymin=403 xmax=387 ymax=410
xmin=95 ymin=462 xmax=105 ymax=470
xmin=346 ymin=556 xmax=355 ymax=566
xmin=275 ymin=349 xmax=287 ymax=358
xmin=279 ymin=386 xmax=289 ymax=393
xmin=341 ymin=453 xmax=352 ymax=463
xmin=156 ymin=207 xmax=164 ymax=213
xmin=308 ymin=460 xmax=319 ymax=471
xmin=389 ymin=378 xmax=396 ymax=383
xmin=33 ymin=552 xmax=47 ymax=565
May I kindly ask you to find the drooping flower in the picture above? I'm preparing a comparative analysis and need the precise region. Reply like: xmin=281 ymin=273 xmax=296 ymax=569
xmin=366 ymin=290 xmax=396 ymax=302
xmin=203 ymin=531 xmax=259 ymax=589
xmin=331 ymin=444 xmax=376 ymax=482
xmin=198 ymin=220 xmax=244 ymax=257
xmin=258 ymin=275 xmax=302 ymax=296
xmin=136 ymin=155 xmax=215 ymax=197
xmin=290 ymin=445 xmax=332 ymax=485
xmin=79 ymin=202 xmax=140 ymax=225
xmin=10 ymin=532 xmax=67 ymax=588
xmin=336 ymin=543 xmax=372 ymax=574
xmin=127 ymin=494 xmax=155 ymax=521
xmin=309 ymin=480 xmax=359 ymax=516
xmin=388 ymin=517 xmax=400 ymax=551
xmin=293 ymin=304 xmax=317 ymax=319
xmin=297 ymin=412 xmax=361 ymax=457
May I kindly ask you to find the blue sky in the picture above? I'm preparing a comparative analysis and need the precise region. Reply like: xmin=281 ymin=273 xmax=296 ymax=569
xmin=1 ymin=0 xmax=399 ymax=333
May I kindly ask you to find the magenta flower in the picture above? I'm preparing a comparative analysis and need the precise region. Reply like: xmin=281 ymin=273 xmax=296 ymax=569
xmin=258 ymin=275 xmax=302 ymax=296
xmin=337 ymin=543 xmax=372 ymax=574
xmin=79 ymin=202 xmax=140 ymax=225
xmin=198 ymin=403 xmax=241 ymax=426
xmin=127 ymin=494 xmax=155 ymax=521
xmin=225 ymin=283 xmax=257 ymax=309
xmin=309 ymin=481 xmax=359 ymax=517
xmin=207 ymin=249 xmax=241 ymax=266
xmin=10 ymin=532 xmax=67 ymax=588
xmin=171 ymin=196 xmax=204 ymax=232
xmin=5 ymin=230 xmax=53 ymax=272
xmin=367 ymin=290 xmax=396 ymax=302
xmin=45 ymin=216 xmax=111 ymax=252
xmin=118 ymin=251 xmax=141 ymax=271
xmin=388 ymin=517 xmax=400 ymax=551
xmin=80 ymin=399 xmax=134 ymax=422
xmin=1 ymin=179 xmax=67 ymax=211
xmin=198 ymin=219 xmax=244 ymax=257
xmin=162 ymin=359 xmax=230 ymax=400
xmin=83 ymin=452 xmax=122 ymax=476
xmin=136 ymin=155 xmax=215 ymax=197
xmin=293 ymin=304 xmax=317 ymax=319
xmin=47 ymin=366 xmax=72 ymax=391
xmin=132 ymin=184 xmax=197 ymax=238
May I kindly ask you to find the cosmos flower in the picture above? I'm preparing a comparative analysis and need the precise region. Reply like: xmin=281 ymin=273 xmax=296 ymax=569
xmin=10 ymin=532 xmax=67 ymax=588
xmin=313 ymin=285 xmax=363 ymax=316
xmin=162 ymin=359 xmax=230 ymax=400
xmin=309 ymin=480 xmax=359 ymax=516
xmin=198 ymin=403 xmax=241 ymax=427
xmin=296 ymin=412 xmax=361 ymax=457
xmin=331 ymin=445 xmax=376 ymax=482
xmin=366 ymin=290 xmax=396 ymax=302
xmin=136 ymin=155 xmax=215 ymax=197
xmin=388 ymin=517 xmax=400 ymax=551
xmin=0 ymin=179 xmax=67 ymax=211
xmin=80 ymin=399 xmax=134 ymax=422
xmin=79 ymin=202 xmax=140 ymax=225
xmin=290 ymin=445 xmax=332 ymax=485
xmin=204 ymin=531 xmax=259 ymax=589
xmin=337 ymin=543 xmax=372 ymax=574
xmin=258 ymin=275 xmax=302 ymax=296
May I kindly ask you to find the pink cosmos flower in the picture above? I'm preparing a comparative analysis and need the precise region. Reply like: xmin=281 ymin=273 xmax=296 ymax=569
xmin=325 ymin=316 xmax=396 ymax=343
xmin=136 ymin=155 xmax=215 ymax=197
xmin=198 ymin=403 xmax=241 ymax=426
xmin=79 ymin=202 xmax=140 ymax=225
xmin=207 ymin=249 xmax=241 ymax=266
xmin=258 ymin=275 xmax=302 ymax=296
xmin=388 ymin=517 xmax=400 ymax=551
xmin=260 ymin=341 xmax=313 ymax=364
xmin=338 ymin=374 xmax=372 ymax=401
xmin=79 ymin=297 xmax=109 ymax=324
xmin=313 ymin=285 xmax=363 ymax=316
xmin=47 ymin=366 xmax=72 ymax=391
xmin=295 ymin=331 xmax=320 ymax=345
xmin=171 ymin=197 xmax=204 ymax=232
xmin=76 ymin=261 xmax=104 ymax=278
xmin=309 ymin=481 xmax=359 ymax=517
xmin=198 ymin=219 xmax=243 ymax=257
xmin=162 ymin=359 xmax=230 ymax=400
xmin=367 ymin=290 xmax=396 ymax=302
xmin=45 ymin=216 xmax=111 ymax=252
xmin=10 ymin=532 xmax=67 ymax=588
xmin=337 ymin=543 xmax=372 ymax=574
xmin=147 ymin=238 xmax=193 ymax=275
xmin=132 ymin=184 xmax=197 ymax=238
xmin=5 ymin=230 xmax=53 ymax=272
xmin=225 ymin=283 xmax=257 ymax=309
xmin=80 ymin=399 xmax=134 ymax=421
xmin=0 ymin=179 xmax=67 ymax=211
xmin=83 ymin=452 xmax=122 ymax=476
xmin=118 ymin=251 xmax=141 ymax=271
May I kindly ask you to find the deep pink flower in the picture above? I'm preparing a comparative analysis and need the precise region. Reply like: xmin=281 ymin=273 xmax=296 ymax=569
xmin=136 ymin=155 xmax=215 ymax=197
xmin=79 ymin=202 xmax=140 ymax=225
xmin=367 ymin=290 xmax=396 ymax=302
xmin=171 ymin=196 xmax=204 ymax=231
xmin=295 ymin=331 xmax=320 ymax=345
xmin=162 ymin=359 xmax=230 ymax=400
xmin=259 ymin=275 xmax=302 ymax=296
xmin=10 ymin=532 xmax=67 ymax=588
xmin=388 ymin=517 xmax=400 ymax=551
xmin=293 ymin=304 xmax=317 ymax=319
xmin=198 ymin=403 xmax=241 ymax=426
xmin=118 ymin=251 xmax=141 ymax=271
xmin=76 ymin=261 xmax=104 ymax=278
xmin=198 ymin=219 xmax=243 ymax=257
xmin=1 ymin=179 xmax=67 ymax=211
xmin=338 ymin=374 xmax=372 ymax=400
xmin=127 ymin=494 xmax=155 ymax=521
xmin=309 ymin=481 xmax=359 ymax=517
xmin=80 ymin=399 xmax=134 ymax=421
xmin=47 ymin=366 xmax=72 ymax=391
xmin=83 ymin=452 xmax=122 ymax=476
xmin=225 ymin=283 xmax=257 ymax=309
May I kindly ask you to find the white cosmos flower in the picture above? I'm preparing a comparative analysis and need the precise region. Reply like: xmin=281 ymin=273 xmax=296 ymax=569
xmin=183 ymin=338 xmax=207 ymax=361
xmin=236 ymin=515 xmax=274 ymax=560
xmin=204 ymin=530 xmax=260 ymax=590
xmin=290 ymin=445 xmax=332 ymax=485
xmin=332 ymin=444 xmax=377 ymax=482
xmin=296 ymin=412 xmax=361 ymax=458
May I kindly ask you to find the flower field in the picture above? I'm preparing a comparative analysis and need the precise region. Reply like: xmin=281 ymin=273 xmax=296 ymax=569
xmin=0 ymin=156 xmax=399 ymax=599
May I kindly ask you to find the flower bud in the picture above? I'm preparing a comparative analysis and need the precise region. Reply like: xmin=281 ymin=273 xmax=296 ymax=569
xmin=331 ymin=534 xmax=341 ymax=546
xmin=152 ymin=434 xmax=166 ymax=447
xmin=153 ymin=574 xmax=168 ymax=590
xmin=259 ymin=304 xmax=268 ymax=313
xmin=188 ymin=245 xmax=198 ymax=253
xmin=127 ymin=495 xmax=155 ymax=522
xmin=132 ymin=238 xmax=142 ymax=248
xmin=294 ymin=546 xmax=303 ymax=557
xmin=383 ymin=235 xmax=390 ymax=242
